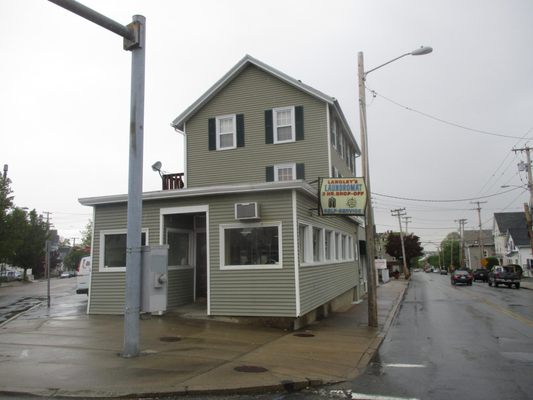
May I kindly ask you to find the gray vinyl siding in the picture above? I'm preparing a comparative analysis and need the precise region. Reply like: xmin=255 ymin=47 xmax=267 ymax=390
xmin=90 ymin=199 xmax=199 ymax=314
xmin=295 ymin=192 xmax=360 ymax=316
xmin=186 ymin=65 xmax=329 ymax=187
xmin=89 ymin=190 xmax=297 ymax=316
xmin=208 ymin=190 xmax=296 ymax=317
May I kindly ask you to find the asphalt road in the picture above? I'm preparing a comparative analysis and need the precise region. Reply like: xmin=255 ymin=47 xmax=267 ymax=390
xmin=0 ymin=277 xmax=84 ymax=324
xmin=1 ymin=273 xmax=531 ymax=400
xmin=322 ymin=271 xmax=533 ymax=400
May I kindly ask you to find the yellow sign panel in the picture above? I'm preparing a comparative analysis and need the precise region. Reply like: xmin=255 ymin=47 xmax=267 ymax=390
xmin=319 ymin=177 xmax=367 ymax=216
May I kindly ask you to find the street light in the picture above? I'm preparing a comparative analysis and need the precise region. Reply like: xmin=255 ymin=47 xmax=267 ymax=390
xmin=358 ymin=46 xmax=432 ymax=327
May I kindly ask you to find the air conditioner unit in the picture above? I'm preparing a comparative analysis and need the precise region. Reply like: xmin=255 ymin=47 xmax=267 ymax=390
xmin=235 ymin=202 xmax=260 ymax=220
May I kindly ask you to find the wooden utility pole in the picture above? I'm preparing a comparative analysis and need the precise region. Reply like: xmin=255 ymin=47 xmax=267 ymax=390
xmin=471 ymin=201 xmax=487 ymax=268
xmin=455 ymin=219 xmax=467 ymax=268
xmin=402 ymin=216 xmax=412 ymax=234
xmin=512 ymin=147 xmax=533 ymax=266
xmin=391 ymin=208 xmax=409 ymax=278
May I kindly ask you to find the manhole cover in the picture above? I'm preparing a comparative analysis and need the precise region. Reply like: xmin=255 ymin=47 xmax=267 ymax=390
xmin=234 ymin=365 xmax=268 ymax=373
xmin=293 ymin=333 xmax=315 ymax=337
xmin=159 ymin=336 xmax=181 ymax=342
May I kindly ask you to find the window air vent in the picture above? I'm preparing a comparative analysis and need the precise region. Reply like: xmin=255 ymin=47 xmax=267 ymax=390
xmin=235 ymin=202 xmax=260 ymax=220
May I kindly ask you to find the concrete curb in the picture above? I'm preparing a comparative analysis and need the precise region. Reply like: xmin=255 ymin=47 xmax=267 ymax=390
xmin=0 ymin=281 xmax=410 ymax=398
xmin=348 ymin=280 xmax=409 ymax=380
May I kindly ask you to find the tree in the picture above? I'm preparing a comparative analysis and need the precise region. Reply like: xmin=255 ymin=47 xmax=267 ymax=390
xmin=0 ymin=174 xmax=15 ymax=264
xmin=63 ymin=246 xmax=89 ymax=271
xmin=385 ymin=232 xmax=424 ymax=269
xmin=80 ymin=219 xmax=93 ymax=248
xmin=11 ymin=209 xmax=48 ymax=278
xmin=440 ymin=232 xmax=461 ymax=269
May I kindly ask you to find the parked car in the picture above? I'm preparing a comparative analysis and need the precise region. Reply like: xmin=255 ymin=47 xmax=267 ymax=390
xmin=473 ymin=268 xmax=489 ymax=282
xmin=451 ymin=270 xmax=473 ymax=286
xmin=60 ymin=271 xmax=71 ymax=279
xmin=76 ymin=256 xmax=91 ymax=295
xmin=488 ymin=264 xmax=522 ymax=289
xmin=440 ymin=268 xmax=448 ymax=275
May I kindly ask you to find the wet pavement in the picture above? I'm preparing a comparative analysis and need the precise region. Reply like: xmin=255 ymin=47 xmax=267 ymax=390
xmin=0 ymin=280 xmax=408 ymax=398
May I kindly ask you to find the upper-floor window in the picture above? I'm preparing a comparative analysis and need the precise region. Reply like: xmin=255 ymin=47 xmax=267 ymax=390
xmin=209 ymin=114 xmax=244 ymax=151
xmin=266 ymin=163 xmax=304 ymax=182
xmin=331 ymin=120 xmax=337 ymax=148
xmin=216 ymin=114 xmax=236 ymax=150
xmin=274 ymin=163 xmax=296 ymax=181
xmin=273 ymin=106 xmax=295 ymax=143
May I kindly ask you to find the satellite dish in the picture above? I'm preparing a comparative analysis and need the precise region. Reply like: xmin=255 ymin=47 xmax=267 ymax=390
xmin=151 ymin=161 xmax=162 ymax=172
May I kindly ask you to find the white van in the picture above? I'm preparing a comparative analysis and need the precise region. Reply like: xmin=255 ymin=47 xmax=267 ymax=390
xmin=76 ymin=256 xmax=91 ymax=295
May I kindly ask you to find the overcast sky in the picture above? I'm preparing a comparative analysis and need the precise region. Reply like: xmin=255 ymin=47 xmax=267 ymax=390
xmin=2 ymin=0 xmax=532 ymax=251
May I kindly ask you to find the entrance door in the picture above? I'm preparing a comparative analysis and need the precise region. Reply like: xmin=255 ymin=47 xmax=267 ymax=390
xmin=195 ymin=232 xmax=207 ymax=299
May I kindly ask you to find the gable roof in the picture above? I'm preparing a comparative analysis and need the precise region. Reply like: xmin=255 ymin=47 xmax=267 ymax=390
xmin=494 ymin=212 xmax=526 ymax=233
xmin=171 ymin=54 xmax=360 ymax=154
xmin=508 ymin=226 xmax=530 ymax=247
xmin=463 ymin=229 xmax=494 ymax=246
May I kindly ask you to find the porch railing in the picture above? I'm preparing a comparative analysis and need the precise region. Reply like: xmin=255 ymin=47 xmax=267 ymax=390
xmin=162 ymin=173 xmax=184 ymax=190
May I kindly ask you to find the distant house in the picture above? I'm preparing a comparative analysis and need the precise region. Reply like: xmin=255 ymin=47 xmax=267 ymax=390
xmin=79 ymin=55 xmax=367 ymax=328
xmin=463 ymin=229 xmax=494 ymax=269
xmin=493 ymin=212 xmax=532 ymax=277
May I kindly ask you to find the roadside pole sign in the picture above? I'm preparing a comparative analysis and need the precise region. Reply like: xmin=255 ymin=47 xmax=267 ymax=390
xmin=319 ymin=177 xmax=367 ymax=216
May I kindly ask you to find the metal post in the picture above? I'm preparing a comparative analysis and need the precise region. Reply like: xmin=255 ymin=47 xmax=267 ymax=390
xmin=358 ymin=52 xmax=378 ymax=328
xmin=48 ymin=0 xmax=145 ymax=358
xmin=123 ymin=15 xmax=145 ymax=358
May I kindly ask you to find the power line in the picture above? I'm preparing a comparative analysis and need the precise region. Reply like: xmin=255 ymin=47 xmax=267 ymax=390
xmin=367 ymin=86 xmax=533 ymax=140
xmin=372 ymin=187 xmax=520 ymax=203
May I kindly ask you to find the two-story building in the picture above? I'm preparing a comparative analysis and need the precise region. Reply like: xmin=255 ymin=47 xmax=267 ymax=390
xmin=79 ymin=55 xmax=366 ymax=329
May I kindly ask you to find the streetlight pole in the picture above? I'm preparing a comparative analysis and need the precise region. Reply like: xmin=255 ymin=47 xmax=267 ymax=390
xmin=357 ymin=46 xmax=432 ymax=327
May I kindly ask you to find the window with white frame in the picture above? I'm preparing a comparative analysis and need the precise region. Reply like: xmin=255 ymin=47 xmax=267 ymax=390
xmin=221 ymin=222 xmax=281 ymax=268
xmin=335 ymin=232 xmax=341 ymax=260
xmin=273 ymin=106 xmax=295 ymax=143
xmin=331 ymin=120 xmax=337 ymax=148
xmin=274 ymin=163 xmax=296 ymax=181
xmin=100 ymin=229 xmax=147 ymax=271
xmin=312 ymin=227 xmax=323 ymax=262
xmin=341 ymin=234 xmax=347 ymax=260
xmin=299 ymin=224 xmax=308 ymax=263
xmin=167 ymin=228 xmax=192 ymax=267
xmin=325 ymin=230 xmax=333 ymax=260
xmin=216 ymin=114 xmax=236 ymax=150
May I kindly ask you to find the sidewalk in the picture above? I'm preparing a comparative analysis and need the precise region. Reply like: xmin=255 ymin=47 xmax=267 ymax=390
xmin=0 ymin=280 xmax=408 ymax=398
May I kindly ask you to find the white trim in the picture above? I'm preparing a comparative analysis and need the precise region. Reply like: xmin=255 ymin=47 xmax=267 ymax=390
xmin=273 ymin=106 xmax=296 ymax=144
xmin=292 ymin=190 xmax=301 ymax=316
xmin=215 ymin=114 xmax=237 ymax=150
xmin=159 ymin=205 xmax=210 ymax=313
xmin=274 ymin=163 xmax=296 ymax=181
xmin=219 ymin=221 xmax=283 ymax=270
xmin=98 ymin=228 xmax=149 ymax=272
xmin=80 ymin=180 xmax=317 ymax=206
xmin=183 ymin=121 xmax=188 ymax=188
xmin=298 ymin=221 xmax=356 ymax=266
xmin=326 ymin=104 xmax=332 ymax=176
xmin=87 ymin=207 xmax=95 ymax=314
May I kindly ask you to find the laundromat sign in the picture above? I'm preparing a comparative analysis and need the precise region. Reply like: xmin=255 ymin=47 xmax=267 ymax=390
xmin=319 ymin=177 xmax=367 ymax=216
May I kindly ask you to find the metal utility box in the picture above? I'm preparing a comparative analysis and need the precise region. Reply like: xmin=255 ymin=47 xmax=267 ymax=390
xmin=141 ymin=245 xmax=169 ymax=313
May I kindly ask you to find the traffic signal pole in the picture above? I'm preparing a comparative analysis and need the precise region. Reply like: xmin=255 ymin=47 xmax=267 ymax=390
xmin=48 ymin=0 xmax=145 ymax=358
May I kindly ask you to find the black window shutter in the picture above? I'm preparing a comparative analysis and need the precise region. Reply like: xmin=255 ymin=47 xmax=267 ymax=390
xmin=266 ymin=166 xmax=274 ymax=182
xmin=236 ymin=114 xmax=245 ymax=148
xmin=295 ymin=106 xmax=304 ymax=141
xmin=265 ymin=109 xmax=273 ymax=144
xmin=296 ymin=163 xmax=305 ymax=180
xmin=208 ymin=118 xmax=216 ymax=151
